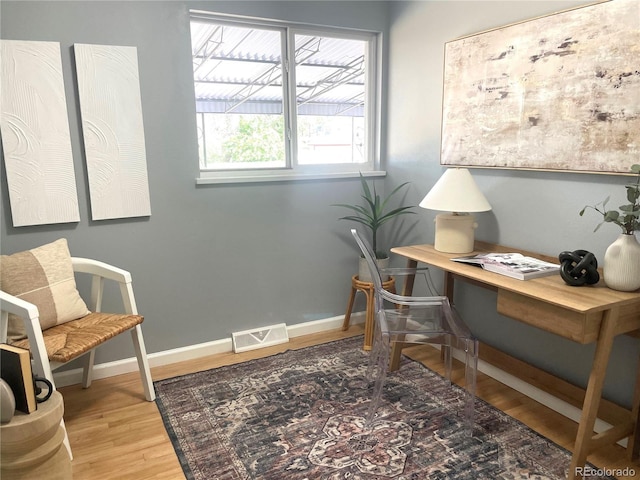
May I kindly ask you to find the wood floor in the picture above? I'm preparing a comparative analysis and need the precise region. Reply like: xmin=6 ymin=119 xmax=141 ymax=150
xmin=59 ymin=325 xmax=640 ymax=480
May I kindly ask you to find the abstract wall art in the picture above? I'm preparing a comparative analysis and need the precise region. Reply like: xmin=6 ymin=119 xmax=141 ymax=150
xmin=441 ymin=0 xmax=639 ymax=174
xmin=1 ymin=40 xmax=81 ymax=227
xmin=74 ymin=43 xmax=151 ymax=220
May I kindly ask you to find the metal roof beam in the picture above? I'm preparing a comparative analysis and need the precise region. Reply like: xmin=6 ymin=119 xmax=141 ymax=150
xmin=192 ymin=26 xmax=224 ymax=76
xmin=297 ymin=56 xmax=364 ymax=106
xmin=223 ymin=35 xmax=323 ymax=113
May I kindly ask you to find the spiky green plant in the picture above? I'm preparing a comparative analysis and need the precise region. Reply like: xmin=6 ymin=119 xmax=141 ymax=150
xmin=333 ymin=173 xmax=415 ymax=258
xmin=580 ymin=164 xmax=640 ymax=235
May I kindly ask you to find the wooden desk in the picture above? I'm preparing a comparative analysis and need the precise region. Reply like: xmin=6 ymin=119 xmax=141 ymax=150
xmin=391 ymin=241 xmax=640 ymax=480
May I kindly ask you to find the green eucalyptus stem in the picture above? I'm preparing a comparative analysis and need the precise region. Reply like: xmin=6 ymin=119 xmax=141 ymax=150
xmin=580 ymin=164 xmax=640 ymax=235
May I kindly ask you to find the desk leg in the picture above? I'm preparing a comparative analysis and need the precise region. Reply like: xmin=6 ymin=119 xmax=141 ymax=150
xmin=568 ymin=309 xmax=618 ymax=480
xmin=390 ymin=259 xmax=418 ymax=371
xmin=401 ymin=259 xmax=418 ymax=296
xmin=441 ymin=271 xmax=457 ymax=364
xmin=444 ymin=271 xmax=455 ymax=302
xmin=627 ymin=352 xmax=640 ymax=460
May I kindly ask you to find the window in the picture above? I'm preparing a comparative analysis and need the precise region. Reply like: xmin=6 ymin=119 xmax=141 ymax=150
xmin=189 ymin=12 xmax=380 ymax=183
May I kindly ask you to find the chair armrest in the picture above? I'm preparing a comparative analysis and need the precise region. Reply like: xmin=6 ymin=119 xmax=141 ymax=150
xmin=379 ymin=266 xmax=430 ymax=276
xmin=0 ymin=291 xmax=55 ymax=380
xmin=71 ymin=258 xmax=138 ymax=315
xmin=380 ymin=288 xmax=448 ymax=307
xmin=0 ymin=290 xmax=40 ymax=319
xmin=380 ymin=266 xmax=440 ymax=297
xmin=71 ymin=258 xmax=132 ymax=284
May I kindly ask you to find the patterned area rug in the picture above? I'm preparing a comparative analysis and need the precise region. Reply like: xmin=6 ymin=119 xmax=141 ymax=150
xmin=154 ymin=336 xmax=613 ymax=480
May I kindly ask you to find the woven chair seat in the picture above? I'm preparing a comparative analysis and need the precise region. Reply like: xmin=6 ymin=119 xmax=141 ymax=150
xmin=12 ymin=312 xmax=144 ymax=363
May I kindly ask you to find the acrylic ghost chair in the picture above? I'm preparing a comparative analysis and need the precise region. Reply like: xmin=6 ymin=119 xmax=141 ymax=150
xmin=350 ymin=229 xmax=478 ymax=432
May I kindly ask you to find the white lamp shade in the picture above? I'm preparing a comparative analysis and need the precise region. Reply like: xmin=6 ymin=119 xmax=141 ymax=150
xmin=419 ymin=168 xmax=491 ymax=213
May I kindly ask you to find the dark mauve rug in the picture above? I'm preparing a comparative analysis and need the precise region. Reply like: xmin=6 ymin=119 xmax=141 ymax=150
xmin=154 ymin=336 xmax=614 ymax=480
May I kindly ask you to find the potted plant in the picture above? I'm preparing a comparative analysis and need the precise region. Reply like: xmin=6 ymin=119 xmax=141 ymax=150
xmin=579 ymin=163 xmax=640 ymax=291
xmin=333 ymin=173 xmax=415 ymax=281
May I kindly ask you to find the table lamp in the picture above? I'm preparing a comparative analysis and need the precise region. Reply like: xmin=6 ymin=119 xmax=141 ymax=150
xmin=419 ymin=168 xmax=491 ymax=254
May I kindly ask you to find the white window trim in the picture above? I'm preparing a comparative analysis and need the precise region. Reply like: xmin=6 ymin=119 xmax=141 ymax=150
xmin=190 ymin=10 xmax=383 ymax=185
xmin=196 ymin=170 xmax=386 ymax=185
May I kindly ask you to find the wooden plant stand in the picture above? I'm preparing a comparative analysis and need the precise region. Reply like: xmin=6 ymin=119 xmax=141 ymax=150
xmin=342 ymin=274 xmax=395 ymax=350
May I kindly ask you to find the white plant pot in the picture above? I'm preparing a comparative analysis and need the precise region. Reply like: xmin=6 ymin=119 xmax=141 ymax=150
xmin=358 ymin=256 xmax=389 ymax=283
xmin=603 ymin=233 xmax=640 ymax=292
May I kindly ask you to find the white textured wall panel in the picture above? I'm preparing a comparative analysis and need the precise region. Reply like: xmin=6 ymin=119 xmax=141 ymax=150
xmin=74 ymin=44 xmax=151 ymax=220
xmin=1 ymin=40 xmax=80 ymax=227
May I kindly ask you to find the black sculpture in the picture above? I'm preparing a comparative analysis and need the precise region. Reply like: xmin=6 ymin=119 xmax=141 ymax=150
xmin=558 ymin=250 xmax=600 ymax=286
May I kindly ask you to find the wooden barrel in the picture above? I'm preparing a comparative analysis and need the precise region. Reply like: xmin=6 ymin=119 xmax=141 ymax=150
xmin=0 ymin=391 xmax=71 ymax=480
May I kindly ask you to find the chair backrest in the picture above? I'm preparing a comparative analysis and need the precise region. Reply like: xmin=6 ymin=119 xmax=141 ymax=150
xmin=351 ymin=229 xmax=384 ymax=293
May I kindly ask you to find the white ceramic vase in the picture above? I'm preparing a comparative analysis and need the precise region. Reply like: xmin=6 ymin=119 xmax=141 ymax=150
xmin=603 ymin=233 xmax=640 ymax=292
xmin=358 ymin=256 xmax=389 ymax=283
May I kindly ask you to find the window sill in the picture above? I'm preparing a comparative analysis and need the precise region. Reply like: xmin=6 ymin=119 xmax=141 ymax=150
xmin=196 ymin=170 xmax=386 ymax=185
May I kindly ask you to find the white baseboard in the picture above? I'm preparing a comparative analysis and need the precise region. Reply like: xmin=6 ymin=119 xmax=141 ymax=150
xmin=52 ymin=313 xmax=364 ymax=388
xmin=450 ymin=349 xmax=624 ymax=447
xmin=53 ymin=313 xmax=621 ymax=445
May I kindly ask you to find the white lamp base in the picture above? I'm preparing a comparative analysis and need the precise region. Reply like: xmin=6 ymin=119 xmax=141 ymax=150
xmin=433 ymin=213 xmax=477 ymax=254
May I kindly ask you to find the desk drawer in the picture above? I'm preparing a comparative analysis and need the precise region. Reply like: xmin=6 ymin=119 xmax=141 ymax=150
xmin=497 ymin=290 xmax=602 ymax=344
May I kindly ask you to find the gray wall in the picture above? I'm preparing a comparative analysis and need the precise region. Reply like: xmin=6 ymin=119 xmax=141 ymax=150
xmin=0 ymin=1 xmax=391 ymax=361
xmin=386 ymin=0 xmax=639 ymax=407
xmin=1 ymin=1 xmax=638 ymax=407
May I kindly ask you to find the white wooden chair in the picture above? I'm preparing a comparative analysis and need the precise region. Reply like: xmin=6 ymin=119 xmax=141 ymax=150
xmin=1 ymin=244 xmax=155 ymax=457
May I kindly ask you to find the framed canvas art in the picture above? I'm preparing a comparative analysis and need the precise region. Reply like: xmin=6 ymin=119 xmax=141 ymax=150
xmin=441 ymin=0 xmax=639 ymax=174
xmin=74 ymin=44 xmax=151 ymax=220
xmin=1 ymin=40 xmax=80 ymax=226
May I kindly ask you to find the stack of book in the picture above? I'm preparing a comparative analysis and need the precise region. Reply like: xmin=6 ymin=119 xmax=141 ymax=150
xmin=1 ymin=344 xmax=37 ymax=414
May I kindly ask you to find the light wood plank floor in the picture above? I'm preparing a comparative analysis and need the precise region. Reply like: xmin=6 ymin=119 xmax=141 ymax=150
xmin=59 ymin=325 xmax=639 ymax=479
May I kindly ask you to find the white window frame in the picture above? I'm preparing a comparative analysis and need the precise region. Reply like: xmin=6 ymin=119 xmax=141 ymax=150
xmin=190 ymin=11 xmax=384 ymax=184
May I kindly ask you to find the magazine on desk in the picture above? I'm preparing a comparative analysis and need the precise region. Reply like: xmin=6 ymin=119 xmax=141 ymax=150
xmin=451 ymin=252 xmax=560 ymax=280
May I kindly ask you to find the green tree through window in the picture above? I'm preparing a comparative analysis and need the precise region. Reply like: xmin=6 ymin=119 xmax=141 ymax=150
xmin=221 ymin=116 xmax=285 ymax=163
